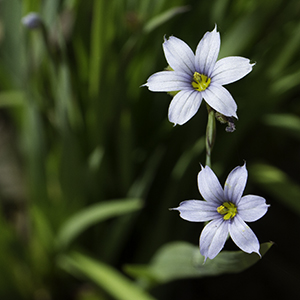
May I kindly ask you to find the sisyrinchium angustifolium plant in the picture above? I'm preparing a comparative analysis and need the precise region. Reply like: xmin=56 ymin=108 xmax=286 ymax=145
xmin=144 ymin=26 xmax=270 ymax=262
xmin=4 ymin=0 xmax=300 ymax=299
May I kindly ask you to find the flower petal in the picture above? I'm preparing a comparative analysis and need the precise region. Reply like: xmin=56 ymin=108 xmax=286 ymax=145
xmin=198 ymin=165 xmax=224 ymax=205
xmin=168 ymin=90 xmax=202 ymax=125
xmin=171 ymin=200 xmax=219 ymax=222
xmin=229 ymin=215 xmax=260 ymax=256
xmin=224 ymin=164 xmax=248 ymax=205
xmin=202 ymin=83 xmax=237 ymax=118
xmin=238 ymin=195 xmax=269 ymax=222
xmin=163 ymin=36 xmax=195 ymax=75
xmin=199 ymin=218 xmax=228 ymax=261
xmin=143 ymin=71 xmax=192 ymax=92
xmin=195 ymin=26 xmax=220 ymax=77
xmin=212 ymin=56 xmax=254 ymax=85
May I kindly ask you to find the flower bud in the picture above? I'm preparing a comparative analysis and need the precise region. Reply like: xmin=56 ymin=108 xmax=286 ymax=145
xmin=21 ymin=12 xmax=42 ymax=29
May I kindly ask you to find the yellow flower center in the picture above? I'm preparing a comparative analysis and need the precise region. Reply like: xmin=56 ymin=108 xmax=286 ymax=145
xmin=217 ymin=202 xmax=237 ymax=220
xmin=192 ymin=72 xmax=211 ymax=91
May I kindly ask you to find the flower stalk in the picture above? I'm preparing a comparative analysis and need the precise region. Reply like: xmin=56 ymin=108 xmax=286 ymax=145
xmin=205 ymin=105 xmax=216 ymax=168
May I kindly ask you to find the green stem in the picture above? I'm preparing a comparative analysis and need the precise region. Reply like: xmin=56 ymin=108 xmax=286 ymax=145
xmin=205 ymin=105 xmax=216 ymax=168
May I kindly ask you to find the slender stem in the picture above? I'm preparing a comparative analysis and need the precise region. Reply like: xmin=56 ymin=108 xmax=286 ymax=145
xmin=205 ymin=105 xmax=216 ymax=167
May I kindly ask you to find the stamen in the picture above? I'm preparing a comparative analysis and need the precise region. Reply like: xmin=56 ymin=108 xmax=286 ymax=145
xmin=217 ymin=202 xmax=237 ymax=220
xmin=192 ymin=72 xmax=211 ymax=91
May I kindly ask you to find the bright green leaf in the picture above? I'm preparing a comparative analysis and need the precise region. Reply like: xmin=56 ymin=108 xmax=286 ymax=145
xmin=58 ymin=252 xmax=157 ymax=300
xmin=56 ymin=198 xmax=143 ymax=249
xmin=125 ymin=241 xmax=272 ymax=287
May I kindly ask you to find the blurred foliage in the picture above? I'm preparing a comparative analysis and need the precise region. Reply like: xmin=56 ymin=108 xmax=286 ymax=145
xmin=0 ymin=0 xmax=300 ymax=299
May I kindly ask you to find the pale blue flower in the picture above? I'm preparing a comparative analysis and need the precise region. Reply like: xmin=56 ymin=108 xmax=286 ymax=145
xmin=143 ymin=26 xmax=254 ymax=125
xmin=171 ymin=164 xmax=269 ymax=261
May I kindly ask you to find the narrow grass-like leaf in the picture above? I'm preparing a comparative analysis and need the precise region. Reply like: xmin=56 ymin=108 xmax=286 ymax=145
xmin=218 ymin=13 xmax=261 ymax=57
xmin=42 ymin=0 xmax=60 ymax=27
xmin=143 ymin=6 xmax=190 ymax=33
xmin=171 ymin=137 xmax=205 ymax=180
xmin=58 ymin=251 xmax=157 ymax=300
xmin=271 ymin=68 xmax=300 ymax=95
xmin=56 ymin=198 xmax=143 ymax=249
xmin=0 ymin=91 xmax=25 ymax=107
xmin=31 ymin=206 xmax=55 ymax=252
xmin=268 ymin=22 xmax=300 ymax=77
xmin=264 ymin=113 xmax=300 ymax=139
xmin=88 ymin=0 xmax=104 ymax=98
xmin=128 ymin=146 xmax=165 ymax=198
xmin=249 ymin=163 xmax=300 ymax=215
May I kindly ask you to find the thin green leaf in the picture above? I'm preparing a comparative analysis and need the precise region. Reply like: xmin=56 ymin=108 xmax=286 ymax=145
xmin=56 ymin=198 xmax=143 ymax=249
xmin=270 ymin=68 xmax=300 ymax=95
xmin=88 ymin=0 xmax=105 ymax=98
xmin=171 ymin=137 xmax=205 ymax=180
xmin=31 ymin=206 xmax=55 ymax=251
xmin=264 ymin=113 xmax=300 ymax=139
xmin=88 ymin=146 xmax=105 ymax=172
xmin=143 ymin=6 xmax=190 ymax=33
xmin=125 ymin=241 xmax=272 ymax=287
xmin=58 ymin=252 xmax=157 ymax=300
xmin=0 ymin=91 xmax=25 ymax=107
xmin=268 ymin=22 xmax=300 ymax=77
xmin=249 ymin=163 xmax=300 ymax=215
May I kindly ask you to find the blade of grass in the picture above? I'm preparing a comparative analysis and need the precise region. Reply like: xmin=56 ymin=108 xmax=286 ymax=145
xmin=88 ymin=0 xmax=104 ymax=98
xmin=58 ymin=251 xmax=157 ymax=300
xmin=56 ymin=198 xmax=143 ymax=250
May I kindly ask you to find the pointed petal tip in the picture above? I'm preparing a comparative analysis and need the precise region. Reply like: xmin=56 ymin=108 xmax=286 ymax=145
xmin=246 ymin=249 xmax=262 ymax=257
xmin=250 ymin=248 xmax=261 ymax=258
xmin=169 ymin=207 xmax=178 ymax=211
xmin=220 ymin=110 xmax=238 ymax=119
xmin=247 ymin=246 xmax=261 ymax=256
xmin=224 ymin=107 xmax=238 ymax=119
xmin=239 ymin=162 xmax=248 ymax=176
xmin=208 ymin=25 xmax=220 ymax=38
xmin=163 ymin=35 xmax=176 ymax=44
